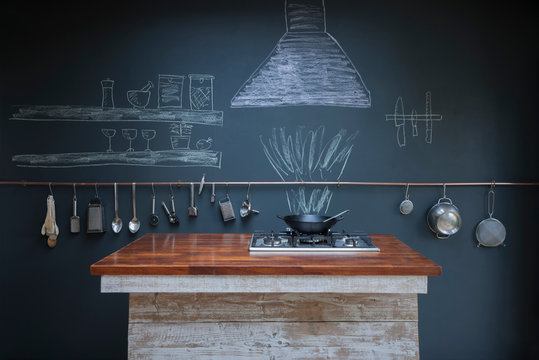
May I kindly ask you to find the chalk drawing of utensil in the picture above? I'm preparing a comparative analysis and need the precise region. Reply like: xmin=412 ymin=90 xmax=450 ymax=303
xmin=127 ymin=81 xmax=153 ymax=109
xmin=394 ymin=96 xmax=406 ymax=147
xmin=425 ymin=91 xmax=433 ymax=144
xmin=411 ymin=109 xmax=418 ymax=137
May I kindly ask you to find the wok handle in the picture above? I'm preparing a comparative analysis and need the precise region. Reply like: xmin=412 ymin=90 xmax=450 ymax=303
xmin=276 ymin=215 xmax=285 ymax=220
xmin=323 ymin=209 xmax=350 ymax=223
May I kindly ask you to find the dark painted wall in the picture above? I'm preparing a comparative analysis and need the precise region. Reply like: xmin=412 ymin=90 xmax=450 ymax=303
xmin=1 ymin=1 xmax=538 ymax=359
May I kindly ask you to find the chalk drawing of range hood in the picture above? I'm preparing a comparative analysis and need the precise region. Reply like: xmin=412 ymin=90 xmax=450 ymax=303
xmin=231 ymin=0 xmax=371 ymax=108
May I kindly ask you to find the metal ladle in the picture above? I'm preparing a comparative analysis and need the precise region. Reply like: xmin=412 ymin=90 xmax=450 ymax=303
xmin=128 ymin=182 xmax=140 ymax=233
xmin=240 ymin=183 xmax=259 ymax=218
xmin=112 ymin=182 xmax=123 ymax=233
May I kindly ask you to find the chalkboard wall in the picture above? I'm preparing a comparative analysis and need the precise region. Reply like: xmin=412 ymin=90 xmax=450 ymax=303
xmin=1 ymin=1 xmax=538 ymax=359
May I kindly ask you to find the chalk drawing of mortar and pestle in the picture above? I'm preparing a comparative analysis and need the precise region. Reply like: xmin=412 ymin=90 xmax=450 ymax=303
xmin=127 ymin=81 xmax=154 ymax=109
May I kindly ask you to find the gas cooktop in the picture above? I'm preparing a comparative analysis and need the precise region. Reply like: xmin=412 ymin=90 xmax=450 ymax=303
xmin=249 ymin=230 xmax=380 ymax=252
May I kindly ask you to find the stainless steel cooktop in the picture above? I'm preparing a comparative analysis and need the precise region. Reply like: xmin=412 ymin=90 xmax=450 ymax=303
xmin=249 ymin=230 xmax=380 ymax=252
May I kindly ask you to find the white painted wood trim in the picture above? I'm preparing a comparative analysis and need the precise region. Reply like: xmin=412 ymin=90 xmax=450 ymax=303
xmin=101 ymin=275 xmax=428 ymax=294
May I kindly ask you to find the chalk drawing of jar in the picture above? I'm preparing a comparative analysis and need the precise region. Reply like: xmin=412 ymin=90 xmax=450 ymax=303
xmin=189 ymin=74 xmax=214 ymax=111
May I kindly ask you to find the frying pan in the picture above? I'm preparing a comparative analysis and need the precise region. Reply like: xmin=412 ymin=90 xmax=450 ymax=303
xmin=277 ymin=210 xmax=350 ymax=234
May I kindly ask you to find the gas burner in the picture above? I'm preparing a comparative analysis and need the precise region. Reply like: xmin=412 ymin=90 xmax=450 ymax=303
xmin=342 ymin=237 xmax=357 ymax=247
xmin=249 ymin=230 xmax=379 ymax=252
xmin=263 ymin=235 xmax=282 ymax=246
xmin=298 ymin=235 xmax=327 ymax=244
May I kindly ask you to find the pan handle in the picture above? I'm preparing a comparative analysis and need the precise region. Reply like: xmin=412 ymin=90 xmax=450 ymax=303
xmin=323 ymin=209 xmax=350 ymax=223
xmin=276 ymin=215 xmax=285 ymax=220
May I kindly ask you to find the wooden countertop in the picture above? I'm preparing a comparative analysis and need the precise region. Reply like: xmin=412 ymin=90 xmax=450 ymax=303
xmin=90 ymin=233 xmax=441 ymax=276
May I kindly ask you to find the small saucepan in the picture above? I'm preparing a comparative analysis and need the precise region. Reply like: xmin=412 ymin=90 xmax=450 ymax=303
xmin=427 ymin=197 xmax=462 ymax=239
xmin=277 ymin=210 xmax=350 ymax=234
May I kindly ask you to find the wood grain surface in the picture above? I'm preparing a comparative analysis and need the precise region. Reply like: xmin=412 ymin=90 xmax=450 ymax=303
xmin=90 ymin=233 xmax=441 ymax=276
xmin=128 ymin=322 xmax=419 ymax=359
xmin=129 ymin=293 xmax=418 ymax=322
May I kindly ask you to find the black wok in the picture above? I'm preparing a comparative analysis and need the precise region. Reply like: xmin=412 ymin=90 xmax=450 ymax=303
xmin=276 ymin=210 xmax=350 ymax=234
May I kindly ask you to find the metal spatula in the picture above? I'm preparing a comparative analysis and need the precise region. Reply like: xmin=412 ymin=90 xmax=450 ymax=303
xmin=70 ymin=184 xmax=80 ymax=233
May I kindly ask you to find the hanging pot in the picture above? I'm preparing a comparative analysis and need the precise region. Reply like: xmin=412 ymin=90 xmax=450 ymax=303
xmin=427 ymin=197 xmax=462 ymax=239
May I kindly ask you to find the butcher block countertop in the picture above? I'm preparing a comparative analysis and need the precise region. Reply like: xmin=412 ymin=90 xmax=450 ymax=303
xmin=90 ymin=233 xmax=441 ymax=276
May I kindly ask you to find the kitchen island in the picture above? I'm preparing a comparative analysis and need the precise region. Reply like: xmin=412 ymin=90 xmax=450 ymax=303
xmin=90 ymin=233 xmax=441 ymax=359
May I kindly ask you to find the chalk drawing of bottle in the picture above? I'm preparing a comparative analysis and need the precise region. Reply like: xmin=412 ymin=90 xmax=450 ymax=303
xmin=101 ymin=78 xmax=115 ymax=110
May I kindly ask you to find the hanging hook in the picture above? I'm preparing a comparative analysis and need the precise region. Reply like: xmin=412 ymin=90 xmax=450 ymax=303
xmin=169 ymin=183 xmax=174 ymax=198
xmin=48 ymin=182 xmax=54 ymax=196
xmin=337 ymin=179 xmax=340 ymax=188
xmin=151 ymin=182 xmax=155 ymax=197
xmin=491 ymin=179 xmax=495 ymax=189
xmin=247 ymin=182 xmax=251 ymax=200
xmin=442 ymin=183 xmax=447 ymax=198
xmin=94 ymin=184 xmax=99 ymax=198
xmin=226 ymin=183 xmax=230 ymax=199
xmin=73 ymin=183 xmax=77 ymax=200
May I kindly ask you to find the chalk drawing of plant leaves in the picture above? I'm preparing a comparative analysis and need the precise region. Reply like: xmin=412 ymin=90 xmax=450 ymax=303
xmin=260 ymin=126 xmax=358 ymax=182
xmin=261 ymin=126 xmax=358 ymax=214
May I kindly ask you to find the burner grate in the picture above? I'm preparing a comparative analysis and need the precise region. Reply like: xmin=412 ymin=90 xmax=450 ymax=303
xmin=249 ymin=230 xmax=379 ymax=252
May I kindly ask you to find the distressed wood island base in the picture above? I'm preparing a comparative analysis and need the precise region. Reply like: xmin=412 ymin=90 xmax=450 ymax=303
xmin=91 ymin=234 xmax=441 ymax=359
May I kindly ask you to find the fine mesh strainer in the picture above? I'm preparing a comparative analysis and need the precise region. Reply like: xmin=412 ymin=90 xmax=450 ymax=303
xmin=476 ymin=184 xmax=506 ymax=247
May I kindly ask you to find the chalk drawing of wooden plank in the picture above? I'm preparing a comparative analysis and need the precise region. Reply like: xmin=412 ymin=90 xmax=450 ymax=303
xmin=11 ymin=105 xmax=223 ymax=127
xmin=12 ymin=150 xmax=222 ymax=168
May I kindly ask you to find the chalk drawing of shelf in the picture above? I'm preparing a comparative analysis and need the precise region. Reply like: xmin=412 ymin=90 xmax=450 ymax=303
xmin=385 ymin=92 xmax=442 ymax=147
xmin=10 ymin=105 xmax=223 ymax=168
xmin=12 ymin=150 xmax=222 ymax=168
xmin=11 ymin=105 xmax=223 ymax=127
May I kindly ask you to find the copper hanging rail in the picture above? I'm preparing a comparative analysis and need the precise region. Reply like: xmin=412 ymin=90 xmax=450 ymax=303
xmin=0 ymin=180 xmax=538 ymax=187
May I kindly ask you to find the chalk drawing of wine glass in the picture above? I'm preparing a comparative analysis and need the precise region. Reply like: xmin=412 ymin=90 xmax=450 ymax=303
xmin=101 ymin=128 xmax=116 ymax=152
xmin=121 ymin=129 xmax=137 ymax=152
xmin=141 ymin=129 xmax=156 ymax=151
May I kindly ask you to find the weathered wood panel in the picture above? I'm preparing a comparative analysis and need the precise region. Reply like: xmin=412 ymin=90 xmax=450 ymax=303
xmin=129 ymin=293 xmax=418 ymax=323
xmin=102 ymin=275 xmax=428 ymax=293
xmin=128 ymin=322 xmax=419 ymax=359
xmin=90 ymin=233 xmax=442 ymax=276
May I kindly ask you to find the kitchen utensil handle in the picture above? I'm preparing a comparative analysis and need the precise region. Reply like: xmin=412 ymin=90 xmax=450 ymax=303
xmin=438 ymin=197 xmax=453 ymax=204
xmin=114 ymin=183 xmax=119 ymax=217
xmin=132 ymin=183 xmax=137 ymax=218
xmin=162 ymin=201 xmax=171 ymax=216
xmin=323 ymin=209 xmax=350 ymax=223
xmin=73 ymin=197 xmax=77 ymax=217
xmin=488 ymin=189 xmax=495 ymax=217
xmin=190 ymin=182 xmax=195 ymax=207
xmin=276 ymin=215 xmax=285 ymax=220
xmin=152 ymin=195 xmax=156 ymax=214
xmin=170 ymin=196 xmax=176 ymax=214
xmin=210 ymin=182 xmax=216 ymax=203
